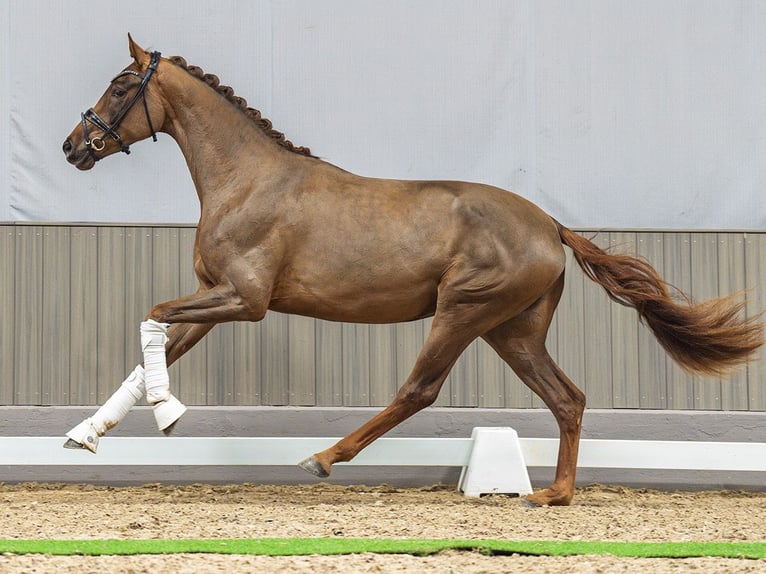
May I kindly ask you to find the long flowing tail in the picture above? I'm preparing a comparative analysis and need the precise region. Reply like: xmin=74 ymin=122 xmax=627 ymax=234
xmin=554 ymin=220 xmax=764 ymax=375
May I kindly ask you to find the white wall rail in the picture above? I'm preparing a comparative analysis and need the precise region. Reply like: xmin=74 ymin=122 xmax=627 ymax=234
xmin=2 ymin=436 xmax=765 ymax=471
xmin=1 ymin=429 xmax=765 ymax=496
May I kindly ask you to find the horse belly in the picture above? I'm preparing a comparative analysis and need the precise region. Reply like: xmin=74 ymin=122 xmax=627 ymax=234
xmin=269 ymin=262 xmax=440 ymax=324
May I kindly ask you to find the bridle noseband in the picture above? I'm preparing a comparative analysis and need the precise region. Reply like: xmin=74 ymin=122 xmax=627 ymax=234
xmin=81 ymin=51 xmax=161 ymax=155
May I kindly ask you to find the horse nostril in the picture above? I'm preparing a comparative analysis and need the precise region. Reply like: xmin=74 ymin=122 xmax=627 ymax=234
xmin=62 ymin=139 xmax=73 ymax=154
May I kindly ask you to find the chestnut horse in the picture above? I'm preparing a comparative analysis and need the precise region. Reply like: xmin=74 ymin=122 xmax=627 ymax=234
xmin=63 ymin=36 xmax=762 ymax=506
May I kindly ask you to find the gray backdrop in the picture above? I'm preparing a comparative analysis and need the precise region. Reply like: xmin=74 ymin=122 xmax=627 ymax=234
xmin=3 ymin=0 xmax=766 ymax=228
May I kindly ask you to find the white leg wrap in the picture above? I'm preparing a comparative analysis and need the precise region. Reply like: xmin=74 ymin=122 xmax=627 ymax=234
xmin=141 ymin=319 xmax=187 ymax=431
xmin=142 ymin=319 xmax=171 ymax=403
xmin=64 ymin=365 xmax=145 ymax=453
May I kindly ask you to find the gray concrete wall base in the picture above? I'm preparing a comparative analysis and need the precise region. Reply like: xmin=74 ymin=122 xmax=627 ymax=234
xmin=1 ymin=406 xmax=764 ymax=490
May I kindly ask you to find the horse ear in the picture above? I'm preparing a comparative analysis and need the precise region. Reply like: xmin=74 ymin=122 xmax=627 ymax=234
xmin=128 ymin=33 xmax=150 ymax=68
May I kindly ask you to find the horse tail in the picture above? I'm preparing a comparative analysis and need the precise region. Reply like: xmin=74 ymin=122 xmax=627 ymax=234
xmin=553 ymin=219 xmax=764 ymax=375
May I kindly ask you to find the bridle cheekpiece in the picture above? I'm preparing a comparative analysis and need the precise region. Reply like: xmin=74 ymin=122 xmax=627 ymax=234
xmin=81 ymin=51 xmax=161 ymax=155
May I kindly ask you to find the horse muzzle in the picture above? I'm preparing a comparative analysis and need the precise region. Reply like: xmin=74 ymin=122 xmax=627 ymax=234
xmin=62 ymin=137 xmax=97 ymax=170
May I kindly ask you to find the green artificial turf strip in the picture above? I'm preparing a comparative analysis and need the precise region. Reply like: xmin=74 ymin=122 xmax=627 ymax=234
xmin=0 ymin=539 xmax=764 ymax=559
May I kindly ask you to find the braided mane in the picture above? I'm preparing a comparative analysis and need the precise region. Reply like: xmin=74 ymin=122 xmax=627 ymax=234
xmin=168 ymin=56 xmax=315 ymax=157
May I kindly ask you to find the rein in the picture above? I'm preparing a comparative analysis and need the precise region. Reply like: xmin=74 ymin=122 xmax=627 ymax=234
xmin=81 ymin=51 xmax=161 ymax=155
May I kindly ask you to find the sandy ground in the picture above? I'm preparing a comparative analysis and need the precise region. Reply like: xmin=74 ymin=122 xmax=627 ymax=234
xmin=0 ymin=482 xmax=764 ymax=573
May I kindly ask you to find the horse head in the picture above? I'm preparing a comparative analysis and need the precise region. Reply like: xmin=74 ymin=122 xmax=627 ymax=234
xmin=63 ymin=35 xmax=166 ymax=170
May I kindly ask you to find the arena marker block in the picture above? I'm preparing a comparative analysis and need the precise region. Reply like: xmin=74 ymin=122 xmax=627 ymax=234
xmin=458 ymin=427 xmax=533 ymax=498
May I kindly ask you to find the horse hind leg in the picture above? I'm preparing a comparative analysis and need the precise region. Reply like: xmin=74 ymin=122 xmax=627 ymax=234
xmin=482 ymin=275 xmax=586 ymax=506
xmin=298 ymin=307 xmax=488 ymax=478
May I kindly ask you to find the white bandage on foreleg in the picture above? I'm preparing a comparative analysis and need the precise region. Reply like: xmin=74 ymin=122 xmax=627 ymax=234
xmin=141 ymin=319 xmax=171 ymax=404
xmin=65 ymin=364 xmax=145 ymax=452
xmin=89 ymin=364 xmax=145 ymax=434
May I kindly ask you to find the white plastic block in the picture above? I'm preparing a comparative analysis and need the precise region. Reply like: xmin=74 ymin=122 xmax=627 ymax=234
xmin=458 ymin=427 xmax=533 ymax=498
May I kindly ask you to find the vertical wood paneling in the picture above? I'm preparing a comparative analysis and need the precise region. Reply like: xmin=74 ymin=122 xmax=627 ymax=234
xmin=124 ymin=227 xmax=153 ymax=383
xmin=368 ymin=324 xmax=397 ymax=405
xmin=97 ymin=227 xmax=126 ymax=403
xmin=3 ymin=226 xmax=765 ymax=412
xmin=261 ymin=312 xmax=289 ymax=405
xmin=208 ymin=322 xmax=235 ymax=405
xmin=42 ymin=227 xmax=71 ymax=405
xmin=315 ymin=320 xmax=342 ymax=405
xmin=14 ymin=227 xmax=43 ymax=404
xmin=342 ymin=323 xmax=370 ymax=406
xmin=608 ymin=232 xmax=640 ymax=408
xmin=288 ymin=315 xmax=316 ymax=405
xmin=745 ymin=234 xmax=766 ymax=411
xmin=0 ymin=227 xmax=15 ymax=405
xmin=234 ymin=322 xmax=262 ymax=405
xmin=69 ymin=227 xmax=99 ymax=405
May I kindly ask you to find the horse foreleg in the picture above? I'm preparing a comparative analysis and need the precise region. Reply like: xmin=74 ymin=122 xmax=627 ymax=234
xmin=64 ymin=364 xmax=146 ymax=452
xmin=63 ymin=323 xmax=213 ymax=452
xmin=298 ymin=316 xmax=475 ymax=478
xmin=139 ymin=281 xmax=268 ymax=429
xmin=140 ymin=319 xmax=188 ymax=432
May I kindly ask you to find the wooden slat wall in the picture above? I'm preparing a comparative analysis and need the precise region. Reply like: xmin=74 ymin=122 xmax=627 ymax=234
xmin=0 ymin=227 xmax=15 ymax=405
xmin=1 ymin=224 xmax=764 ymax=412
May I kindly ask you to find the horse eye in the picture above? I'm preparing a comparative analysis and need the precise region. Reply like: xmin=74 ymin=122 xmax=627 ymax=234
xmin=112 ymin=88 xmax=127 ymax=98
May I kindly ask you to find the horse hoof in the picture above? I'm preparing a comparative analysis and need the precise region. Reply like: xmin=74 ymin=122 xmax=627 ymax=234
xmin=521 ymin=498 xmax=543 ymax=508
xmin=63 ymin=438 xmax=86 ymax=450
xmin=297 ymin=456 xmax=330 ymax=478
xmin=523 ymin=488 xmax=572 ymax=507
xmin=64 ymin=419 xmax=99 ymax=453
xmin=152 ymin=394 xmax=187 ymax=431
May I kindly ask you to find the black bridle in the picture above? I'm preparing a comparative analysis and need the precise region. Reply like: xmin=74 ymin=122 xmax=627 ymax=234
xmin=81 ymin=51 xmax=161 ymax=155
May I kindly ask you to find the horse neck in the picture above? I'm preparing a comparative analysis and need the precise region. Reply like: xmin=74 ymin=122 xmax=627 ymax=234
xmin=158 ymin=70 xmax=291 ymax=208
